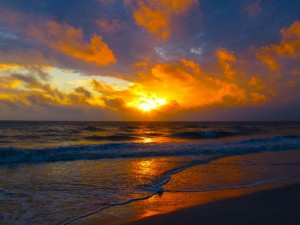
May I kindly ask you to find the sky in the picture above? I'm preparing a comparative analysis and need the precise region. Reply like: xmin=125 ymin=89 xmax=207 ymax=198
xmin=0 ymin=0 xmax=300 ymax=121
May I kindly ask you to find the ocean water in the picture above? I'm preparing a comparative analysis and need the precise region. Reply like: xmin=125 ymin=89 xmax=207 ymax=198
xmin=1 ymin=121 xmax=300 ymax=225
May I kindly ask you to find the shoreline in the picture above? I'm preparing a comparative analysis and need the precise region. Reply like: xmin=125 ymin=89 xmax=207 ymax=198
xmin=68 ymin=149 xmax=300 ymax=225
xmin=126 ymin=182 xmax=300 ymax=225
xmin=69 ymin=174 xmax=300 ymax=225
xmin=126 ymin=183 xmax=300 ymax=225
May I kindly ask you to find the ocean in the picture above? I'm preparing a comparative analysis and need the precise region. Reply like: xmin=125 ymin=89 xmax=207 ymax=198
xmin=1 ymin=121 xmax=300 ymax=225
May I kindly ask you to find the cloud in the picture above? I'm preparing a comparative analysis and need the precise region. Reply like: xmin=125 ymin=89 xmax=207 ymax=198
xmin=75 ymin=86 xmax=92 ymax=98
xmin=29 ymin=20 xmax=116 ymax=66
xmin=256 ymin=53 xmax=280 ymax=71
xmin=126 ymin=0 xmax=196 ymax=40
xmin=248 ymin=76 xmax=266 ymax=90
xmin=96 ymin=19 xmax=124 ymax=34
xmin=1 ymin=3 xmax=299 ymax=120
xmin=0 ymin=7 xmax=116 ymax=66
xmin=90 ymin=55 xmax=269 ymax=119
xmin=0 ymin=67 xmax=106 ymax=114
xmin=256 ymin=20 xmax=300 ymax=71
xmin=216 ymin=48 xmax=237 ymax=80
xmin=0 ymin=50 xmax=54 ymax=67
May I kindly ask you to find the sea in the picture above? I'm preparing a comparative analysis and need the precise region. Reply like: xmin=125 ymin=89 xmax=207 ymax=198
xmin=1 ymin=121 xmax=300 ymax=225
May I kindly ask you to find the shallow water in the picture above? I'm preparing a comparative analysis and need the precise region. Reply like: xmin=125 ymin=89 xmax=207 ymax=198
xmin=1 ymin=121 xmax=300 ymax=225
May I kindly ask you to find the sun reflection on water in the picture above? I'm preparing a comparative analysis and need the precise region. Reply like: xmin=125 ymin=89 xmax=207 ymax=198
xmin=135 ymin=160 xmax=157 ymax=176
xmin=142 ymin=137 xmax=153 ymax=143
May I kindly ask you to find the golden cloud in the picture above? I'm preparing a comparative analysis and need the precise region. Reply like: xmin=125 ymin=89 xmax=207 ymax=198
xmin=257 ymin=20 xmax=300 ymax=71
xmin=126 ymin=0 xmax=196 ymax=40
xmin=216 ymin=48 xmax=237 ymax=80
xmin=0 ymin=68 xmax=104 ymax=110
xmin=29 ymin=21 xmax=116 ymax=65
xmin=91 ymin=56 xmax=268 ymax=118
xmin=0 ymin=7 xmax=117 ymax=66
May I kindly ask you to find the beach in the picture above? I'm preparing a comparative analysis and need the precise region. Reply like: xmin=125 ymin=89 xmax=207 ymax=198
xmin=69 ymin=170 xmax=300 ymax=225
xmin=68 ymin=148 xmax=300 ymax=225
xmin=126 ymin=182 xmax=300 ymax=225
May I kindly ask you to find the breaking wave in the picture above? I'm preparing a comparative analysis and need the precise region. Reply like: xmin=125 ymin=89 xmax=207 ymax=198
xmin=1 ymin=134 xmax=300 ymax=165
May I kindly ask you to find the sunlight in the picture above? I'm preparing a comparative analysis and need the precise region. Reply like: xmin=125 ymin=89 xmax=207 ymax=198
xmin=138 ymin=97 xmax=166 ymax=112
xmin=128 ymin=94 xmax=167 ymax=112
xmin=132 ymin=159 xmax=159 ymax=177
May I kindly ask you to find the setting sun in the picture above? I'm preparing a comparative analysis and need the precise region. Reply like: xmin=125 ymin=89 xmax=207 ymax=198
xmin=127 ymin=94 xmax=167 ymax=112
xmin=138 ymin=97 xmax=166 ymax=112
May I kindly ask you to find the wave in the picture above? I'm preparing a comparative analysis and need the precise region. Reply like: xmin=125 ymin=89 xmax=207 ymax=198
xmin=82 ymin=126 xmax=106 ymax=132
xmin=236 ymin=134 xmax=300 ymax=144
xmin=171 ymin=131 xmax=236 ymax=139
xmin=1 ymin=134 xmax=300 ymax=165
xmin=84 ymin=134 xmax=140 ymax=141
xmin=14 ymin=135 xmax=41 ymax=140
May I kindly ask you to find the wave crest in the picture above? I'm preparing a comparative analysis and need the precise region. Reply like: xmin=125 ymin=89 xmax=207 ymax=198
xmin=1 ymin=134 xmax=300 ymax=165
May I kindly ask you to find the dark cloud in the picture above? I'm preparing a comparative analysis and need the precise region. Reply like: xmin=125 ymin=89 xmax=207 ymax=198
xmin=75 ymin=87 xmax=92 ymax=98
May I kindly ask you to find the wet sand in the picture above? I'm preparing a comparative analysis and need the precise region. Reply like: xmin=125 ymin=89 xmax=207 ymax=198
xmin=69 ymin=150 xmax=300 ymax=225
xmin=126 ymin=183 xmax=300 ymax=225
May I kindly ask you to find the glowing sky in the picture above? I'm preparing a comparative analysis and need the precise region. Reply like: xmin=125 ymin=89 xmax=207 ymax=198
xmin=0 ymin=0 xmax=300 ymax=120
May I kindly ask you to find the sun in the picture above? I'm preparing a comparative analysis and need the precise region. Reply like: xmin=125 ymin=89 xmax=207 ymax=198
xmin=128 ymin=94 xmax=167 ymax=112
xmin=138 ymin=97 xmax=166 ymax=112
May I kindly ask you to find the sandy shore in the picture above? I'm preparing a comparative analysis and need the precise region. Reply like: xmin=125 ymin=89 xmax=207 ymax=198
xmin=70 ymin=177 xmax=300 ymax=225
xmin=126 ymin=183 xmax=300 ymax=225
xmin=69 ymin=150 xmax=300 ymax=225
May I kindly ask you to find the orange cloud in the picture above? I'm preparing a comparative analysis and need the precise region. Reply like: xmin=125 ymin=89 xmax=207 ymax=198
xmin=216 ymin=48 xmax=237 ymax=80
xmin=275 ymin=20 xmax=300 ymax=56
xmin=256 ymin=53 xmax=280 ymax=71
xmin=92 ymin=56 xmax=268 ymax=118
xmin=248 ymin=76 xmax=266 ymax=90
xmin=126 ymin=0 xmax=196 ymax=40
xmin=257 ymin=20 xmax=300 ymax=71
xmin=29 ymin=20 xmax=116 ymax=65
xmin=0 ymin=7 xmax=116 ymax=66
